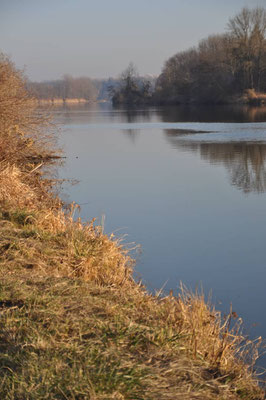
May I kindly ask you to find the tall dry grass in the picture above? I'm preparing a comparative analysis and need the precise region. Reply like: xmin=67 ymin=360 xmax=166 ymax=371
xmin=0 ymin=53 xmax=57 ymax=167
xmin=0 ymin=52 xmax=134 ymax=288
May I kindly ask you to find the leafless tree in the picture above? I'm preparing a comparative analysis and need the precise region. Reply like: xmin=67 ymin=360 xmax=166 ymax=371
xmin=227 ymin=7 xmax=266 ymax=91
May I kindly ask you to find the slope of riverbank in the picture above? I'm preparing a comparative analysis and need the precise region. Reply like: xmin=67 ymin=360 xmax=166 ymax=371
xmin=0 ymin=55 xmax=264 ymax=399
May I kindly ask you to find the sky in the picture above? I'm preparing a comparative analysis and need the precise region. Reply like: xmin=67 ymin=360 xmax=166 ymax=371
xmin=1 ymin=0 xmax=265 ymax=81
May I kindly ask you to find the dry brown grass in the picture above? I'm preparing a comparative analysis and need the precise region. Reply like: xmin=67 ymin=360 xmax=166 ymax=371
xmin=0 ymin=54 xmax=264 ymax=399
xmin=244 ymin=89 xmax=266 ymax=104
xmin=0 ymin=53 xmax=58 ymax=168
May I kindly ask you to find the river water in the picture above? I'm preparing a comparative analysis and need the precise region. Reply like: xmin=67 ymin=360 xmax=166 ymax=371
xmin=54 ymin=104 xmax=266 ymax=365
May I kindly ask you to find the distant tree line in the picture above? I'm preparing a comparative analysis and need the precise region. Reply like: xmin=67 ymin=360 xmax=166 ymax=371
xmin=112 ymin=7 xmax=266 ymax=106
xmin=27 ymin=75 xmax=98 ymax=102
xmin=29 ymin=7 xmax=266 ymax=107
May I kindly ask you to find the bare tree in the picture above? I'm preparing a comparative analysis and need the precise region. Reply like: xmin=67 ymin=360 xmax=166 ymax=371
xmin=227 ymin=7 xmax=266 ymax=91
xmin=111 ymin=63 xmax=153 ymax=106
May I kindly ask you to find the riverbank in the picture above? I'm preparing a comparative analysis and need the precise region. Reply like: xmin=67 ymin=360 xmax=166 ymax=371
xmin=0 ymin=56 xmax=265 ymax=399
xmin=37 ymin=98 xmax=92 ymax=105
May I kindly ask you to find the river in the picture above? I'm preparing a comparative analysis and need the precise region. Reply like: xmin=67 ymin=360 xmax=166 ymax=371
xmin=54 ymin=103 xmax=266 ymax=367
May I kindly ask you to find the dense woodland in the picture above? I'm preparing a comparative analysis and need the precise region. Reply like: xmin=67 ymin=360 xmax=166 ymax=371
xmin=155 ymin=7 xmax=266 ymax=105
xmin=30 ymin=7 xmax=266 ymax=106
xmin=112 ymin=7 xmax=266 ymax=106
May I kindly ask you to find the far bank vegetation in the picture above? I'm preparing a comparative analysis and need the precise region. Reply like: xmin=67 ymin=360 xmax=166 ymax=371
xmin=30 ymin=7 xmax=266 ymax=107
xmin=112 ymin=7 xmax=266 ymax=106
xmin=28 ymin=74 xmax=99 ymax=104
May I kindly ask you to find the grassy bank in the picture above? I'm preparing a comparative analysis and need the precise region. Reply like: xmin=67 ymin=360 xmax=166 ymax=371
xmin=0 ymin=54 xmax=265 ymax=399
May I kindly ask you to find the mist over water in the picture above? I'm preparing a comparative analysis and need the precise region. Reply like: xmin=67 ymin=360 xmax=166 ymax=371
xmin=55 ymin=104 xmax=266 ymax=366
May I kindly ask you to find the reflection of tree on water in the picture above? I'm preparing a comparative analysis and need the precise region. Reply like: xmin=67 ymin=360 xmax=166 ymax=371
xmin=112 ymin=107 xmax=153 ymax=123
xmin=116 ymin=108 xmax=154 ymax=142
xmin=122 ymin=129 xmax=139 ymax=143
xmin=227 ymin=145 xmax=266 ymax=193
xmin=114 ymin=105 xmax=266 ymax=124
xmin=158 ymin=105 xmax=266 ymax=123
xmin=165 ymin=129 xmax=266 ymax=193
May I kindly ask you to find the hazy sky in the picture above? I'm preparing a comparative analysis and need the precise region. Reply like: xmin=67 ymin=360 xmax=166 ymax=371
xmin=1 ymin=0 xmax=265 ymax=81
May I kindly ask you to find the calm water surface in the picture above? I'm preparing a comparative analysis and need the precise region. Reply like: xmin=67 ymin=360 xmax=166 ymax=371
xmin=55 ymin=104 xmax=266 ymax=364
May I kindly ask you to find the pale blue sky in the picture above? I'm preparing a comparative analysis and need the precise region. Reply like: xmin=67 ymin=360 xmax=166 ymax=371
xmin=1 ymin=0 xmax=265 ymax=81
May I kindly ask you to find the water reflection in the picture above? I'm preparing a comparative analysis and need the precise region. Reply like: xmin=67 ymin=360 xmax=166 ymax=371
xmin=158 ymin=105 xmax=266 ymax=123
xmin=122 ymin=128 xmax=139 ymax=142
xmin=112 ymin=104 xmax=266 ymax=194
xmin=112 ymin=107 xmax=155 ymax=123
xmin=46 ymin=102 xmax=266 ymax=123
xmin=54 ymin=103 xmax=266 ymax=193
xmin=165 ymin=129 xmax=266 ymax=193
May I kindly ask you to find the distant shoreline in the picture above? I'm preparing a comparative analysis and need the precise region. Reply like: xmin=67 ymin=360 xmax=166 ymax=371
xmin=37 ymin=98 xmax=92 ymax=105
